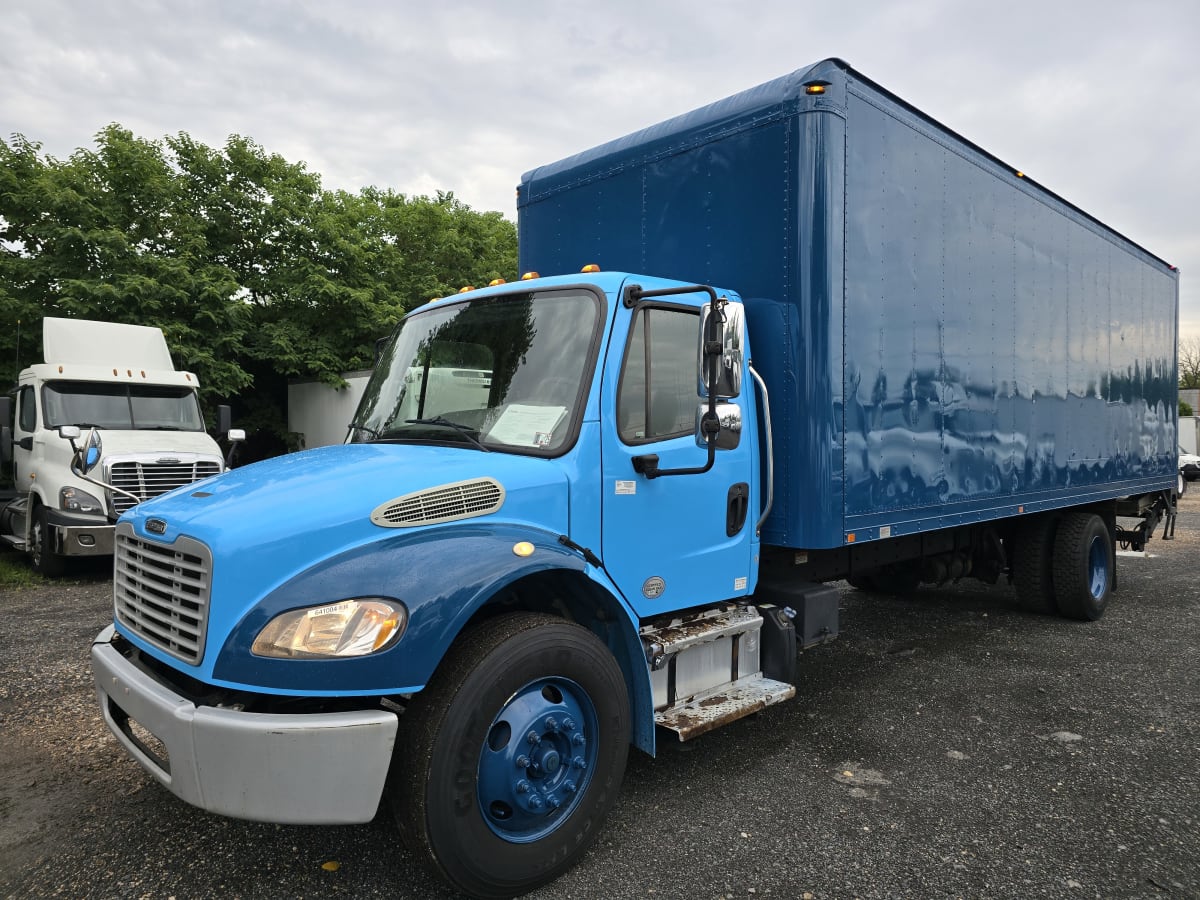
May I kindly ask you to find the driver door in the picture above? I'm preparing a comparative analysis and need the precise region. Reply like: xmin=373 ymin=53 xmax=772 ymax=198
xmin=600 ymin=290 xmax=756 ymax=618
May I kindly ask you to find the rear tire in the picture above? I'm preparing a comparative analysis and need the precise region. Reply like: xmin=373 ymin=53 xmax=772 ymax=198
xmin=846 ymin=574 xmax=877 ymax=591
xmin=1052 ymin=512 xmax=1113 ymax=621
xmin=870 ymin=561 xmax=922 ymax=596
xmin=390 ymin=613 xmax=629 ymax=898
xmin=1010 ymin=515 xmax=1059 ymax=615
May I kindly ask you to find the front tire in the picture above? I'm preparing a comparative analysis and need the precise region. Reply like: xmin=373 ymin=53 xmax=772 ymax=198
xmin=390 ymin=613 xmax=629 ymax=898
xmin=1052 ymin=512 xmax=1113 ymax=621
xmin=30 ymin=505 xmax=67 ymax=577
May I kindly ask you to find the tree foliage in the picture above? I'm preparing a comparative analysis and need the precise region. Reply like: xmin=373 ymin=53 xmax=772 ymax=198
xmin=1179 ymin=336 xmax=1200 ymax=391
xmin=0 ymin=125 xmax=517 ymax=456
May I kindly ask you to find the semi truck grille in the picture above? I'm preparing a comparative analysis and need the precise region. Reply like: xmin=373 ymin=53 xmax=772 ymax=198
xmin=113 ymin=524 xmax=211 ymax=665
xmin=370 ymin=478 xmax=506 ymax=527
xmin=109 ymin=460 xmax=222 ymax=515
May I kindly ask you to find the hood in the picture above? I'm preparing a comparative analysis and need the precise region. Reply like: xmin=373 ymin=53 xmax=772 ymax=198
xmin=99 ymin=429 xmax=222 ymax=458
xmin=121 ymin=442 xmax=571 ymax=601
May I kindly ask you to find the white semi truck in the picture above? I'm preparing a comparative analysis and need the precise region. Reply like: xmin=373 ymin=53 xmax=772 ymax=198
xmin=0 ymin=318 xmax=239 ymax=575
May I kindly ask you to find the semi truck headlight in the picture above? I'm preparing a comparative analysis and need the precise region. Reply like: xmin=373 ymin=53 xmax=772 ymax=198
xmin=60 ymin=486 xmax=104 ymax=515
xmin=251 ymin=599 xmax=407 ymax=658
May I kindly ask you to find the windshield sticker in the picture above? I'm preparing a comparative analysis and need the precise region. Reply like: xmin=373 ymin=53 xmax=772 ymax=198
xmin=486 ymin=404 xmax=568 ymax=447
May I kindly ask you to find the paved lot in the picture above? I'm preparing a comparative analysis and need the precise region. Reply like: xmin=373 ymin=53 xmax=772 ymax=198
xmin=1 ymin=498 xmax=1197 ymax=899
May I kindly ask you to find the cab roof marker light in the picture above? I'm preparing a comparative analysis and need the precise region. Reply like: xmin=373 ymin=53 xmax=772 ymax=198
xmin=581 ymin=263 xmax=601 ymax=273
xmin=458 ymin=286 xmax=474 ymax=294
xmin=488 ymin=278 xmax=506 ymax=286
xmin=521 ymin=271 xmax=540 ymax=280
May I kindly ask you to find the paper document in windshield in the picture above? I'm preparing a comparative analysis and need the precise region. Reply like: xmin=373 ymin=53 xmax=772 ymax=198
xmin=487 ymin=404 xmax=568 ymax=448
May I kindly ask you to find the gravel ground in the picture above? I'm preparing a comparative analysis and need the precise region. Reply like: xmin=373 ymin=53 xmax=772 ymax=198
xmin=1 ymin=498 xmax=1197 ymax=900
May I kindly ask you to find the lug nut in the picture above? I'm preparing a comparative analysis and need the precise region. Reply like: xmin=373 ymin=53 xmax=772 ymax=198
xmin=516 ymin=755 xmax=530 ymax=769
xmin=564 ymin=780 xmax=577 ymax=794
xmin=527 ymin=730 xmax=540 ymax=745
xmin=562 ymin=717 xmax=576 ymax=731
xmin=546 ymin=795 xmax=561 ymax=809
xmin=571 ymin=756 xmax=587 ymax=770
xmin=572 ymin=733 xmax=585 ymax=746
xmin=516 ymin=780 xmax=530 ymax=794
xmin=528 ymin=795 xmax=544 ymax=810
xmin=544 ymin=716 xmax=559 ymax=732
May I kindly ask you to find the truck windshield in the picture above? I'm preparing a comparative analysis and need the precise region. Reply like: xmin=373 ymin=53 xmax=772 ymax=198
xmin=43 ymin=382 xmax=206 ymax=431
xmin=350 ymin=288 xmax=601 ymax=454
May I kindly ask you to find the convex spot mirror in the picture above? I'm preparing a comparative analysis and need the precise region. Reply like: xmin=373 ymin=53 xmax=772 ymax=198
xmin=698 ymin=301 xmax=744 ymax=399
xmin=60 ymin=425 xmax=103 ymax=475
xmin=695 ymin=402 xmax=743 ymax=450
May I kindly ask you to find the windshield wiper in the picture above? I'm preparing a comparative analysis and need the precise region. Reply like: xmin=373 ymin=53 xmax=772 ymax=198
xmin=349 ymin=422 xmax=382 ymax=440
xmin=404 ymin=416 xmax=490 ymax=452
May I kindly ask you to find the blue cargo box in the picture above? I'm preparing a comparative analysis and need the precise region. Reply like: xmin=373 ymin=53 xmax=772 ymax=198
xmin=518 ymin=58 xmax=1180 ymax=550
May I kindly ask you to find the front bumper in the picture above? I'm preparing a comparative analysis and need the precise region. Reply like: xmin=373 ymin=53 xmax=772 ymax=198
xmin=46 ymin=508 xmax=113 ymax=557
xmin=90 ymin=626 xmax=398 ymax=824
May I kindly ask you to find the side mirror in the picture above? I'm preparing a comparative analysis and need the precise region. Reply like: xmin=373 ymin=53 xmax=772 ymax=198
xmin=224 ymin=427 xmax=245 ymax=470
xmin=0 ymin=396 xmax=11 ymax=427
xmin=217 ymin=404 xmax=232 ymax=436
xmin=58 ymin=425 xmax=81 ymax=440
xmin=699 ymin=301 xmax=744 ymax=399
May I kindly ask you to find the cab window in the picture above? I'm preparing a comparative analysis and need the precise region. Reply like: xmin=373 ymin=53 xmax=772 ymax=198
xmin=617 ymin=306 xmax=699 ymax=444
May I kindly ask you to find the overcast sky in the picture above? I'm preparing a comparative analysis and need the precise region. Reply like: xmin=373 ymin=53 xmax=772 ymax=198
xmin=3 ymin=0 xmax=1198 ymax=333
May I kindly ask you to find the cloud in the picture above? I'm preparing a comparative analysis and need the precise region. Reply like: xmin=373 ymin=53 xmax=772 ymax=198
xmin=2 ymin=0 xmax=1198 ymax=328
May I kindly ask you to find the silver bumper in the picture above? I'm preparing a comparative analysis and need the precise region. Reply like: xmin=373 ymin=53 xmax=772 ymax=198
xmin=55 ymin=522 xmax=114 ymax=557
xmin=90 ymin=626 xmax=398 ymax=824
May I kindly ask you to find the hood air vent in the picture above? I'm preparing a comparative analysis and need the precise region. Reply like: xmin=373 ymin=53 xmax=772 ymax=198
xmin=371 ymin=478 xmax=505 ymax=528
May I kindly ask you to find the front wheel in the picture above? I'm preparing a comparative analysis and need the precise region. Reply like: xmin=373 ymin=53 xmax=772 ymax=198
xmin=30 ymin=505 xmax=67 ymax=577
xmin=390 ymin=613 xmax=629 ymax=898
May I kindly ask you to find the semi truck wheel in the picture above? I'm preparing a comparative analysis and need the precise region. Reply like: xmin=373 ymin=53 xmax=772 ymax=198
xmin=30 ymin=505 xmax=67 ymax=577
xmin=1051 ymin=512 xmax=1113 ymax=621
xmin=1010 ymin=515 xmax=1058 ymax=615
xmin=390 ymin=612 xmax=629 ymax=898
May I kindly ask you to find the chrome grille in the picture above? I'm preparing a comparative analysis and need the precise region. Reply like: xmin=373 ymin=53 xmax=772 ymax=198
xmin=113 ymin=523 xmax=211 ymax=665
xmin=371 ymin=478 xmax=505 ymax=528
xmin=109 ymin=459 xmax=222 ymax=514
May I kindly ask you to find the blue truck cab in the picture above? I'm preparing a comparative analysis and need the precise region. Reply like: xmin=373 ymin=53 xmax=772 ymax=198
xmin=92 ymin=58 xmax=1179 ymax=898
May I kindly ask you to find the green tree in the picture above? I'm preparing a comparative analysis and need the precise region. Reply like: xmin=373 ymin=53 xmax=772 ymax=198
xmin=1 ymin=126 xmax=517 ymax=455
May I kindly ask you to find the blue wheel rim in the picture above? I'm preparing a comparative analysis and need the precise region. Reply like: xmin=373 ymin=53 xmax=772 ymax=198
xmin=477 ymin=677 xmax=599 ymax=843
xmin=1087 ymin=534 xmax=1109 ymax=599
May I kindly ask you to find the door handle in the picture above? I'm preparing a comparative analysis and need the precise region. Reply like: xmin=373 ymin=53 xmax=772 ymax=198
xmin=726 ymin=482 xmax=750 ymax=536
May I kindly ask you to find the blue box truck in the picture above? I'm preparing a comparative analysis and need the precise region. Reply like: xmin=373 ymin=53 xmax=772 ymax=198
xmin=90 ymin=58 xmax=1179 ymax=897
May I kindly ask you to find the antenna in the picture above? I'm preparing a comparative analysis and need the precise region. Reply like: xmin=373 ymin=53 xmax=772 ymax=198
xmin=12 ymin=318 xmax=19 ymax=385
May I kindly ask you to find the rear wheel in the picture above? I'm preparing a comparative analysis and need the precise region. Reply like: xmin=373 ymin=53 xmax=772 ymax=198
xmin=30 ymin=505 xmax=67 ymax=577
xmin=870 ymin=561 xmax=922 ymax=596
xmin=1052 ymin=512 xmax=1113 ymax=621
xmin=1010 ymin=515 xmax=1058 ymax=615
xmin=390 ymin=613 xmax=629 ymax=898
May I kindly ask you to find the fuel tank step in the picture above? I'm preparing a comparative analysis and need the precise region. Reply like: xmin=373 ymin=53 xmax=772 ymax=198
xmin=655 ymin=674 xmax=795 ymax=741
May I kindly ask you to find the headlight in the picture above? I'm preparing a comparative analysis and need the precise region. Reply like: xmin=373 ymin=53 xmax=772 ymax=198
xmin=251 ymin=598 xmax=408 ymax=658
xmin=60 ymin=486 xmax=104 ymax=515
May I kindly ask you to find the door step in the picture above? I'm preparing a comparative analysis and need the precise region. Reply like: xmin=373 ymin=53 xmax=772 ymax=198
xmin=656 ymin=674 xmax=795 ymax=741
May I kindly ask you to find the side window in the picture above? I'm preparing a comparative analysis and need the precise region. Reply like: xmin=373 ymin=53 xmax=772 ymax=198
xmin=17 ymin=386 xmax=36 ymax=433
xmin=617 ymin=306 xmax=699 ymax=443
